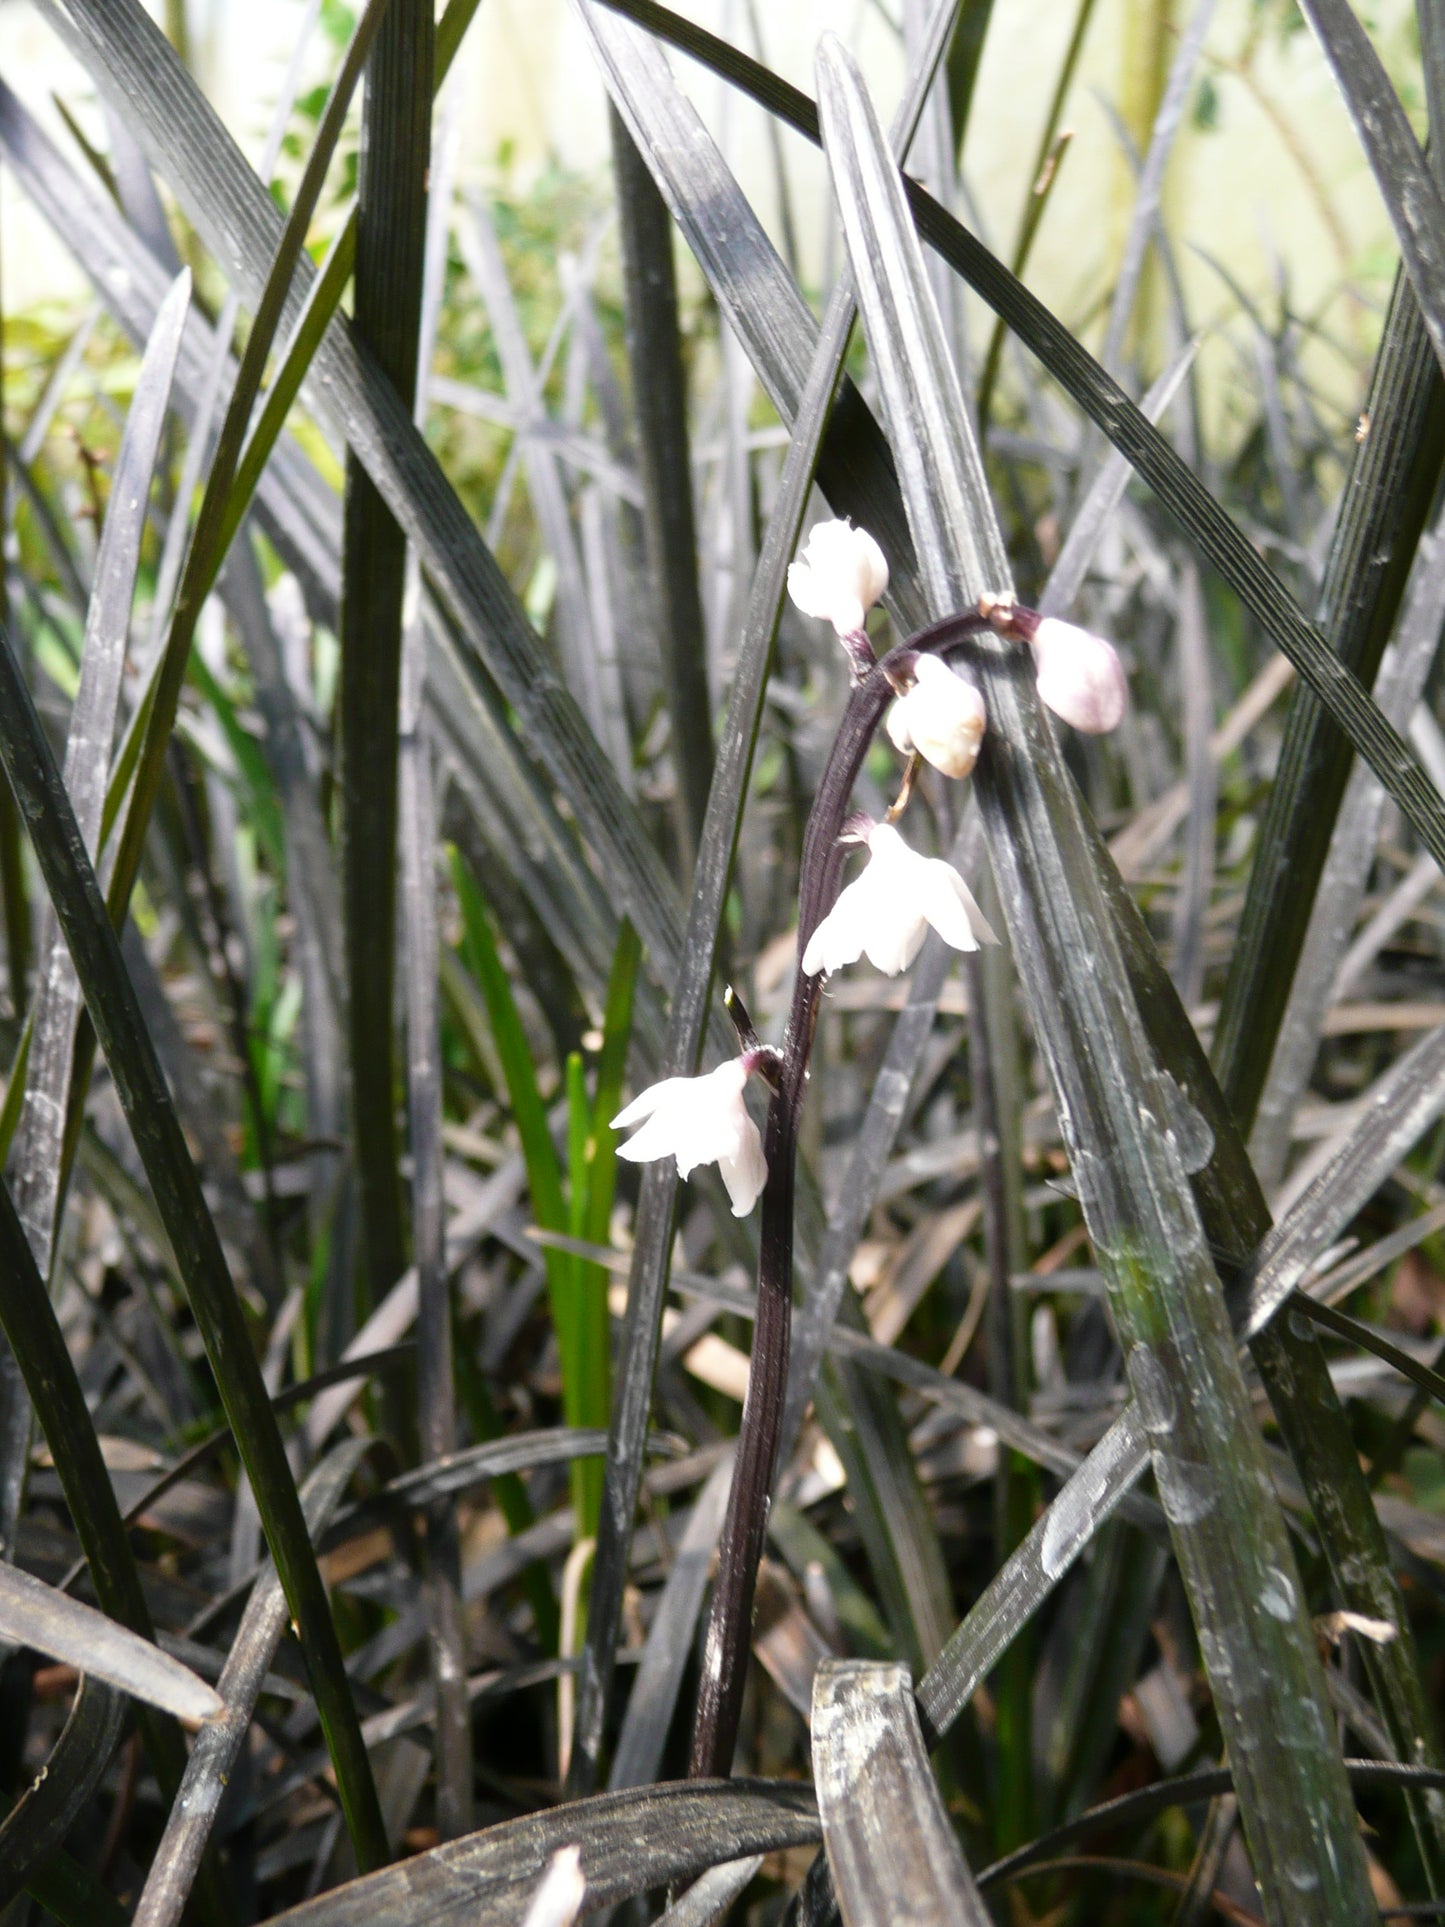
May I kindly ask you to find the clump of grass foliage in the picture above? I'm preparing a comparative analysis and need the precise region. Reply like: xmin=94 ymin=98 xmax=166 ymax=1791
xmin=5 ymin=0 xmax=1445 ymax=1921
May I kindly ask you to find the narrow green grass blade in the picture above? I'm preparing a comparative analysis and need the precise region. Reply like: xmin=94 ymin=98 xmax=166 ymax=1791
xmin=0 ymin=622 xmax=388 ymax=1872
xmin=450 ymin=852 xmax=569 ymax=1243
xmin=340 ymin=0 xmax=434 ymax=1320
xmin=450 ymin=848 xmax=602 ymax=1541
xmin=565 ymin=918 xmax=639 ymax=1543
xmin=816 ymin=37 xmax=1372 ymax=1919
xmin=186 ymin=649 xmax=287 ymax=872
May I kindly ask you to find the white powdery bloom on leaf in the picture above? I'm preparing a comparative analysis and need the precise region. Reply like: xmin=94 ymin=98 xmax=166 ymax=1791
xmin=612 ymin=1056 xmax=767 ymax=1217
xmin=886 ymin=653 xmax=987 ymax=779
xmin=1030 ymin=617 xmax=1128 ymax=734
xmin=786 ymin=518 xmax=889 ymax=637
xmin=802 ymin=822 xmax=997 ymax=979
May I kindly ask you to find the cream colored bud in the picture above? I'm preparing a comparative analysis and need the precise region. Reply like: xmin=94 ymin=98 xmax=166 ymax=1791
xmin=886 ymin=654 xmax=987 ymax=778
xmin=787 ymin=518 xmax=889 ymax=638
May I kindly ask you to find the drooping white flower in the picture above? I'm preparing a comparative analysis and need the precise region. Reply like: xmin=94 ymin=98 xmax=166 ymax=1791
xmin=612 ymin=1056 xmax=767 ymax=1217
xmin=802 ymin=822 xmax=997 ymax=979
xmin=885 ymin=653 xmax=987 ymax=779
xmin=787 ymin=519 xmax=889 ymax=638
xmin=1029 ymin=617 xmax=1128 ymax=734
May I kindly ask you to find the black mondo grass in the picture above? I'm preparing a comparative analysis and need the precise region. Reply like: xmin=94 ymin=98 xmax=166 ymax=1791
xmin=10 ymin=0 xmax=1445 ymax=1921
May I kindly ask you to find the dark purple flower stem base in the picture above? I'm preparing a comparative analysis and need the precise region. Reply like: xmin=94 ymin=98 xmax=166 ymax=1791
xmin=688 ymin=607 xmax=998 ymax=1779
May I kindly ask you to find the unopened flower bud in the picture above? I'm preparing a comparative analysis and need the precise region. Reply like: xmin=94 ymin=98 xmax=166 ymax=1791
xmin=1029 ymin=617 xmax=1128 ymax=734
xmin=886 ymin=653 xmax=987 ymax=779
xmin=787 ymin=519 xmax=889 ymax=639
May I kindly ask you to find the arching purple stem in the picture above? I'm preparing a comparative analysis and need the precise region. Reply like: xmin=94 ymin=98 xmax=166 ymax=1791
xmin=688 ymin=607 xmax=997 ymax=1778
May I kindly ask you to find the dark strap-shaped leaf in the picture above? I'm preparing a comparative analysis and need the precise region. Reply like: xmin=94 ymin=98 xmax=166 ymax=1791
xmin=1296 ymin=0 xmax=1445 ymax=381
xmin=0 ymin=1671 xmax=125 ymax=1911
xmin=0 ymin=625 xmax=383 ymax=1870
xmin=917 ymin=1012 xmax=1445 ymax=1738
xmin=263 ymin=1781 xmax=819 ymax=1927
xmin=813 ymin=1662 xmax=990 ymax=1927
xmin=0 ymin=1563 xmax=221 ymax=1725
xmin=0 ymin=265 xmax=192 ymax=1540
xmin=816 ymin=34 xmax=1372 ymax=1917
xmin=39 ymin=0 xmax=691 ymax=1032
xmin=133 ymin=1439 xmax=376 ymax=1927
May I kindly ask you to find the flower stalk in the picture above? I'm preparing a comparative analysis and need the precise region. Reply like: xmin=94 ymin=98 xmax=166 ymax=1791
xmin=688 ymin=614 xmax=997 ymax=1776
xmin=613 ymin=568 xmax=1122 ymax=1775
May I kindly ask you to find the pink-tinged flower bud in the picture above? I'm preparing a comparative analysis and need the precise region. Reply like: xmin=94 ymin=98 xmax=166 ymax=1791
xmin=886 ymin=653 xmax=987 ymax=779
xmin=1029 ymin=617 xmax=1128 ymax=734
xmin=787 ymin=518 xmax=889 ymax=639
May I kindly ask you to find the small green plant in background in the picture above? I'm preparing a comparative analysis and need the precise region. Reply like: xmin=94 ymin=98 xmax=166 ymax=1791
xmin=451 ymin=845 xmax=638 ymax=1555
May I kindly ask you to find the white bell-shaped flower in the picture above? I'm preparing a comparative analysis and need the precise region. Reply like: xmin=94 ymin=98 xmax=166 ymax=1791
xmin=612 ymin=1056 xmax=767 ymax=1217
xmin=802 ymin=822 xmax=997 ymax=979
xmin=886 ymin=653 xmax=987 ymax=779
xmin=1030 ymin=617 xmax=1128 ymax=734
xmin=787 ymin=518 xmax=889 ymax=638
